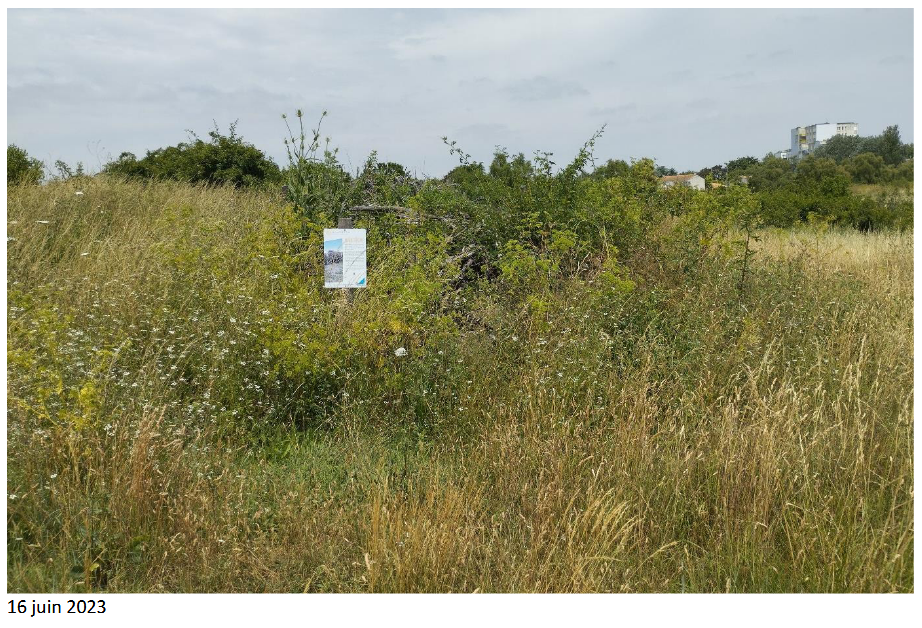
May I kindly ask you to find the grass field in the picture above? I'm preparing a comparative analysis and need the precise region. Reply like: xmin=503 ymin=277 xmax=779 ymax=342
xmin=6 ymin=177 xmax=913 ymax=592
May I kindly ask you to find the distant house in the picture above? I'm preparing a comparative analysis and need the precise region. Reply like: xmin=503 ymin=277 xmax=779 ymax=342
xmin=659 ymin=173 xmax=705 ymax=191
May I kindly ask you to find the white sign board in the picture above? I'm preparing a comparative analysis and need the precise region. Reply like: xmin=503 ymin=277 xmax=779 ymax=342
xmin=323 ymin=228 xmax=367 ymax=288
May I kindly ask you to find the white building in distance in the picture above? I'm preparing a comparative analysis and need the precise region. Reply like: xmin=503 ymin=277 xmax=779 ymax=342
xmin=790 ymin=122 xmax=858 ymax=157
xmin=659 ymin=173 xmax=706 ymax=190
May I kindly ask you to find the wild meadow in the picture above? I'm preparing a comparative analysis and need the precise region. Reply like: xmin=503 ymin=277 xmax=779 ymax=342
xmin=6 ymin=130 xmax=914 ymax=592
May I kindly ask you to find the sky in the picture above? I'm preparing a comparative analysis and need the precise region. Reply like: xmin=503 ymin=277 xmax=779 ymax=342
xmin=6 ymin=8 xmax=915 ymax=177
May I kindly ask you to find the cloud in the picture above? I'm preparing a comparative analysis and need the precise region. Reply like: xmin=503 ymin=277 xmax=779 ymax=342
xmin=401 ymin=36 xmax=434 ymax=47
xmin=720 ymin=70 xmax=755 ymax=81
xmin=685 ymin=97 xmax=717 ymax=110
xmin=767 ymin=48 xmax=793 ymax=59
xmin=502 ymin=76 xmax=589 ymax=102
xmin=664 ymin=69 xmax=692 ymax=80
xmin=5 ymin=8 xmax=913 ymax=178
xmin=879 ymin=54 xmax=910 ymax=65
xmin=388 ymin=9 xmax=643 ymax=79
xmin=458 ymin=77 xmax=494 ymax=87
xmin=453 ymin=123 xmax=512 ymax=139
xmin=589 ymin=103 xmax=637 ymax=116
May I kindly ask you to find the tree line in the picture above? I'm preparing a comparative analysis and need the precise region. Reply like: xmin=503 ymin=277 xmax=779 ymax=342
xmin=7 ymin=117 xmax=913 ymax=233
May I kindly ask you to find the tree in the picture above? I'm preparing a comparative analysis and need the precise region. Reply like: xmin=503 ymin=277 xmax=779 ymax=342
xmin=444 ymin=162 xmax=486 ymax=189
xmin=53 ymin=159 xmax=86 ymax=181
xmin=698 ymin=164 xmax=727 ymax=182
xmin=654 ymin=165 xmax=677 ymax=177
xmin=592 ymin=158 xmax=630 ymax=179
xmin=795 ymin=155 xmax=850 ymax=197
xmin=844 ymin=152 xmax=884 ymax=184
xmin=883 ymin=158 xmax=913 ymax=184
xmin=879 ymin=125 xmax=903 ymax=166
xmin=490 ymin=150 xmax=535 ymax=185
xmin=815 ymin=124 xmax=912 ymax=170
xmin=105 ymin=122 xmax=281 ymax=188
xmin=348 ymin=153 xmax=418 ymax=207
xmin=725 ymin=156 xmax=759 ymax=177
xmin=814 ymin=134 xmax=863 ymax=163
xmin=7 ymin=144 xmax=44 ymax=185
xmin=745 ymin=155 xmax=794 ymax=191
xmin=370 ymin=161 xmax=410 ymax=180
xmin=627 ymin=158 xmax=659 ymax=196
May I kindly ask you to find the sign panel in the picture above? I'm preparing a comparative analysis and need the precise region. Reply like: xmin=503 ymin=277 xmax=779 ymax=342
xmin=323 ymin=228 xmax=367 ymax=288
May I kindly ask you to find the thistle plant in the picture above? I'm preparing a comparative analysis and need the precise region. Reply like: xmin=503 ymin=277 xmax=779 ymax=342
xmin=282 ymin=109 xmax=349 ymax=220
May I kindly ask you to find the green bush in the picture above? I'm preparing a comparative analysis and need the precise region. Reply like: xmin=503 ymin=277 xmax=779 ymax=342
xmin=104 ymin=122 xmax=281 ymax=188
xmin=844 ymin=152 xmax=885 ymax=184
xmin=7 ymin=144 xmax=44 ymax=185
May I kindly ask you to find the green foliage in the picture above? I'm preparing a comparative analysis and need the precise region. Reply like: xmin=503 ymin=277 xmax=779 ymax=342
xmin=814 ymin=124 xmax=913 ymax=167
xmin=349 ymin=152 xmax=421 ymax=208
xmin=719 ymin=145 xmax=907 ymax=226
xmin=592 ymin=158 xmax=630 ymax=179
xmin=795 ymin=155 xmax=851 ymax=196
xmin=814 ymin=133 xmax=863 ymax=163
xmin=739 ymin=155 xmax=794 ymax=191
xmin=883 ymin=158 xmax=913 ymax=183
xmin=443 ymin=162 xmax=486 ymax=190
xmin=725 ymin=156 xmax=759 ymax=177
xmin=489 ymin=150 xmax=535 ymax=185
xmin=877 ymin=125 xmax=905 ymax=165
xmin=104 ymin=122 xmax=281 ymax=188
xmin=729 ymin=148 xmax=913 ymax=230
xmin=281 ymin=110 xmax=352 ymax=220
xmin=844 ymin=152 xmax=885 ymax=184
xmin=697 ymin=163 xmax=727 ymax=182
xmin=52 ymin=159 xmax=87 ymax=182
xmin=7 ymin=144 xmax=44 ymax=185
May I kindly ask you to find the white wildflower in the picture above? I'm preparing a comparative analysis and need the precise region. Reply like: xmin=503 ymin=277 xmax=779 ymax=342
xmin=394 ymin=347 xmax=407 ymax=357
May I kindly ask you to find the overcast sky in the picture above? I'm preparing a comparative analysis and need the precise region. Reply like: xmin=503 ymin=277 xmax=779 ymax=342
xmin=7 ymin=8 xmax=914 ymax=177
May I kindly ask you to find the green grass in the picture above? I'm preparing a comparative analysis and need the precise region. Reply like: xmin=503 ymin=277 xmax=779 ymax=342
xmin=6 ymin=177 xmax=913 ymax=592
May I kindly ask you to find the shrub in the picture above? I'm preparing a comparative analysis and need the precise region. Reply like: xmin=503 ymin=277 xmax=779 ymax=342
xmin=844 ymin=152 xmax=885 ymax=184
xmin=104 ymin=122 xmax=281 ymax=188
xmin=7 ymin=144 xmax=44 ymax=185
